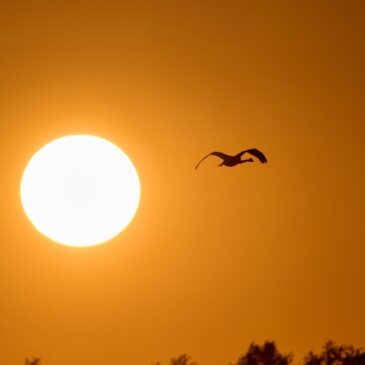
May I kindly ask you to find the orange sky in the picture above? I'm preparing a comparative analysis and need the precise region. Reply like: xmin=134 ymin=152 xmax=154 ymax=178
xmin=0 ymin=1 xmax=364 ymax=364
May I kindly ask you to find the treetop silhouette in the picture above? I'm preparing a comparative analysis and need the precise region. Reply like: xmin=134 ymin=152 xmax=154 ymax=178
xmin=230 ymin=341 xmax=292 ymax=365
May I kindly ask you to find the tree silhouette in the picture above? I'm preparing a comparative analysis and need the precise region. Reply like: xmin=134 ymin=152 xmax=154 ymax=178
xmin=149 ymin=341 xmax=365 ymax=365
xmin=231 ymin=341 xmax=292 ymax=365
xmin=303 ymin=341 xmax=365 ymax=365
xmin=25 ymin=359 xmax=41 ymax=365
xmin=151 ymin=354 xmax=196 ymax=365
xmin=170 ymin=354 xmax=197 ymax=365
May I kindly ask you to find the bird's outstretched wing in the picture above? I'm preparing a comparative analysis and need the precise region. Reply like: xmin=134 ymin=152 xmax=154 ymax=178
xmin=195 ymin=151 xmax=230 ymax=169
xmin=237 ymin=148 xmax=268 ymax=163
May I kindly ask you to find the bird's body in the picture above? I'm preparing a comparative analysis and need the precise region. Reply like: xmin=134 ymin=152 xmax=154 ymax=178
xmin=195 ymin=148 xmax=267 ymax=169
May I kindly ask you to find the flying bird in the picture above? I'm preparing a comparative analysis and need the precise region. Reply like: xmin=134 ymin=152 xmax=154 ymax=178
xmin=195 ymin=148 xmax=267 ymax=169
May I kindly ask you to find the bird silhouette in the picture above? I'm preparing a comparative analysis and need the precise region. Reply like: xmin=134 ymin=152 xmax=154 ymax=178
xmin=195 ymin=148 xmax=267 ymax=169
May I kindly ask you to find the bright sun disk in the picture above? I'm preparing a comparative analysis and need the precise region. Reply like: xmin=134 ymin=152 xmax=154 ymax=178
xmin=20 ymin=135 xmax=140 ymax=247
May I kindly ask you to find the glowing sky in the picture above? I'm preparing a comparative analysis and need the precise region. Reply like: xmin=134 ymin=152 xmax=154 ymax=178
xmin=0 ymin=1 xmax=364 ymax=365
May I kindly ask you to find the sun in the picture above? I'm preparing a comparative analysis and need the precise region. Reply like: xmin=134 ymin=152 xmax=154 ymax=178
xmin=20 ymin=135 xmax=141 ymax=247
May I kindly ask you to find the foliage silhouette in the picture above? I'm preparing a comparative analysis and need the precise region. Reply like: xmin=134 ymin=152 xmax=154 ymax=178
xmin=25 ymin=359 xmax=41 ymax=365
xmin=151 ymin=342 xmax=365 ymax=365
xmin=230 ymin=341 xmax=292 ymax=365
xmin=151 ymin=354 xmax=197 ymax=365
xmin=303 ymin=341 xmax=365 ymax=365
xmin=24 ymin=341 xmax=365 ymax=365
xmin=170 ymin=354 xmax=197 ymax=365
